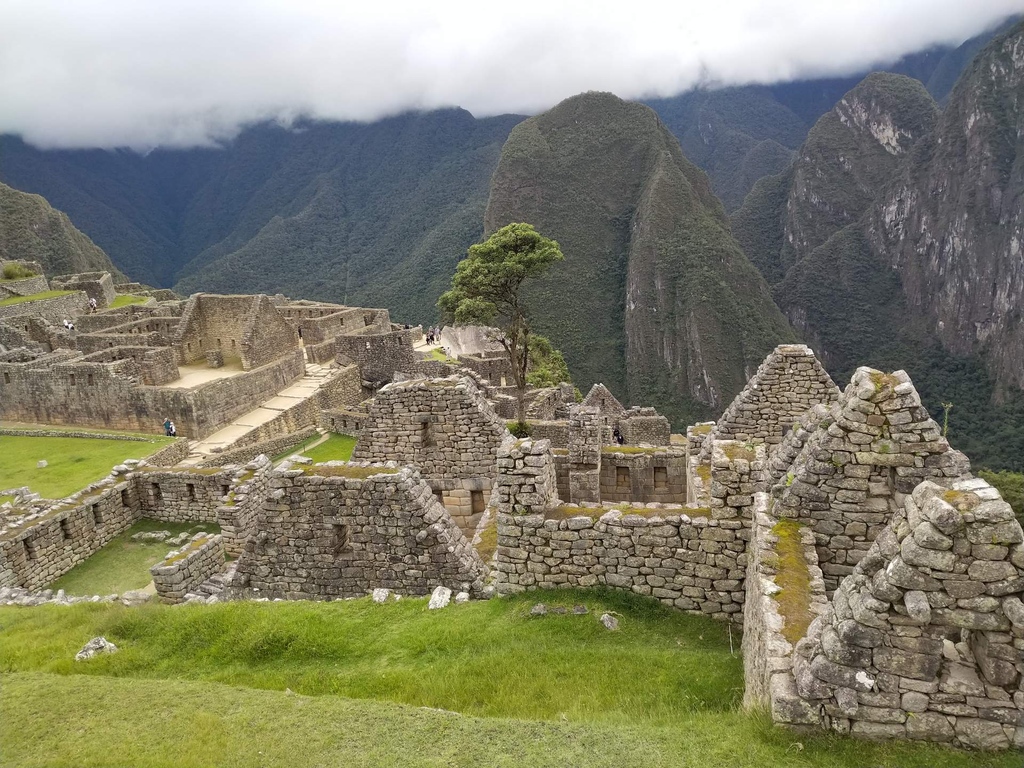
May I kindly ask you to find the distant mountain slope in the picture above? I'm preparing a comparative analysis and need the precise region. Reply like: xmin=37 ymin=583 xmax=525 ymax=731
xmin=484 ymin=92 xmax=795 ymax=425
xmin=1 ymin=110 xmax=522 ymax=312
xmin=0 ymin=181 xmax=121 ymax=278
xmin=730 ymin=22 xmax=1024 ymax=470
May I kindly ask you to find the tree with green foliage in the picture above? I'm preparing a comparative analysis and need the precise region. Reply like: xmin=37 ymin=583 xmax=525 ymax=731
xmin=438 ymin=223 xmax=564 ymax=424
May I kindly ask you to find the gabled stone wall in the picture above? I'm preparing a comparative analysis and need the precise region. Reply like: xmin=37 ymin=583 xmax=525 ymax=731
xmin=699 ymin=344 xmax=840 ymax=459
xmin=231 ymin=465 xmax=486 ymax=599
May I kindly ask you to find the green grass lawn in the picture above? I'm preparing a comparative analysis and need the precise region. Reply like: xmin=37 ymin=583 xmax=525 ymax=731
xmin=0 ymin=289 xmax=76 ymax=307
xmin=302 ymin=433 xmax=357 ymax=463
xmin=0 ymin=590 xmax=1015 ymax=767
xmin=0 ymin=494 xmax=15 ymax=505
xmin=109 ymin=294 xmax=148 ymax=308
xmin=50 ymin=520 xmax=220 ymax=595
xmin=0 ymin=433 xmax=173 ymax=499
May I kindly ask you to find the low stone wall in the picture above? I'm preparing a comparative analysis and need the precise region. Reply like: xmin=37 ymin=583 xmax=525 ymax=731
xmin=216 ymin=458 xmax=273 ymax=557
xmin=0 ymin=291 xmax=88 ymax=324
xmin=145 ymin=439 xmax=189 ymax=467
xmin=151 ymin=533 xmax=225 ymax=604
xmin=136 ymin=470 xmax=234 ymax=524
xmin=231 ymin=465 xmax=486 ymax=600
xmin=599 ymin=448 xmax=687 ymax=505
xmin=742 ymin=494 xmax=829 ymax=726
xmin=0 ymin=480 xmax=138 ymax=590
xmin=0 ymin=275 xmax=49 ymax=299
xmin=492 ymin=439 xmax=764 ymax=623
xmin=320 ymin=408 xmax=366 ymax=435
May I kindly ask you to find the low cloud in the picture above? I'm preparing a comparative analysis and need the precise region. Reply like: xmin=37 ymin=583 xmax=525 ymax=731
xmin=1 ymin=0 xmax=1021 ymax=149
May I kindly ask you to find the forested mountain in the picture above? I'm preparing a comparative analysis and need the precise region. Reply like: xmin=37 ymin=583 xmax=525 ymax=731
xmin=0 ymin=182 xmax=121 ymax=278
xmin=730 ymin=20 xmax=1024 ymax=471
xmin=484 ymin=92 xmax=794 ymax=426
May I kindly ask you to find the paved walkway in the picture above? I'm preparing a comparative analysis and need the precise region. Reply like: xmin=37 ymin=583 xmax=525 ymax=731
xmin=179 ymin=362 xmax=334 ymax=466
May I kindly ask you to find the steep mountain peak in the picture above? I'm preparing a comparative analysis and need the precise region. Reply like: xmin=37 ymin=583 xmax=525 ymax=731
xmin=485 ymin=92 xmax=793 ymax=425
xmin=833 ymin=72 xmax=939 ymax=156
xmin=780 ymin=72 xmax=938 ymax=273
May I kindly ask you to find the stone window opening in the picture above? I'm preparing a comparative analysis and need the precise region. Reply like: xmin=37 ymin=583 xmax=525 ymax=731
xmin=221 ymin=484 xmax=231 ymax=498
xmin=59 ymin=519 xmax=71 ymax=540
xmin=230 ymin=339 xmax=236 ymax=349
xmin=69 ymin=373 xmax=76 ymax=386
xmin=654 ymin=466 xmax=668 ymax=489
xmin=217 ymin=338 xmax=222 ymax=348
xmin=2 ymin=372 xmax=9 ymax=385
xmin=92 ymin=505 xmax=103 ymax=526
xmin=149 ymin=482 xmax=162 ymax=507
xmin=332 ymin=523 xmax=350 ymax=554
xmin=187 ymin=483 xmax=197 ymax=502
xmin=433 ymin=489 xmax=444 ymax=504
xmin=616 ymin=466 xmax=631 ymax=489
xmin=87 ymin=373 xmax=95 ymax=386
xmin=471 ymin=490 xmax=485 ymax=515
xmin=420 ymin=420 xmax=435 ymax=449
xmin=23 ymin=538 xmax=36 ymax=561
xmin=120 ymin=489 xmax=130 ymax=507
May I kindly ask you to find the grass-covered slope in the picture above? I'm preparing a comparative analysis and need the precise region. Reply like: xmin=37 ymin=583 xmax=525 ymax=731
xmin=485 ymin=92 xmax=794 ymax=425
xmin=0 ymin=181 xmax=122 ymax=278
xmin=0 ymin=592 xmax=1018 ymax=767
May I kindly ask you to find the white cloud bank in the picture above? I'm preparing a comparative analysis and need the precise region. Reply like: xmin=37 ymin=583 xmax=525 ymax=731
xmin=1 ymin=0 xmax=1021 ymax=149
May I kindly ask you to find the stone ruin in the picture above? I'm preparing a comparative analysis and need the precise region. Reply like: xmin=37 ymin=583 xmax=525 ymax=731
xmin=2 ymin=269 xmax=1023 ymax=752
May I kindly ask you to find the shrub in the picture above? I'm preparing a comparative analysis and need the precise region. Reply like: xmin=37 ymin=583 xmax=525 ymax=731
xmin=508 ymin=420 xmax=531 ymax=438
xmin=1 ymin=263 xmax=37 ymax=280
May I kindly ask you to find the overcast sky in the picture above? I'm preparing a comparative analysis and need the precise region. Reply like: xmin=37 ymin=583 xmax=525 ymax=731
xmin=1 ymin=0 xmax=1021 ymax=150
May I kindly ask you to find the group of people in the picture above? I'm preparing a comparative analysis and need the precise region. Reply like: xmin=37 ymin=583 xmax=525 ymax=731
xmin=425 ymin=326 xmax=442 ymax=345
xmin=162 ymin=418 xmax=177 ymax=437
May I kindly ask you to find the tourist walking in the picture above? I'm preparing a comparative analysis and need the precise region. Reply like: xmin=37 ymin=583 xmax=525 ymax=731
xmin=163 ymin=417 xmax=172 ymax=436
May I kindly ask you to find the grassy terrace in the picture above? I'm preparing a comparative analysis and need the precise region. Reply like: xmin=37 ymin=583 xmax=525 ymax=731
xmin=50 ymin=520 xmax=220 ymax=595
xmin=0 ymin=590 xmax=1015 ymax=767
xmin=0 ymin=289 xmax=76 ymax=307
xmin=109 ymin=294 xmax=149 ymax=308
xmin=302 ymin=433 xmax=356 ymax=463
xmin=0 ymin=432 xmax=173 ymax=499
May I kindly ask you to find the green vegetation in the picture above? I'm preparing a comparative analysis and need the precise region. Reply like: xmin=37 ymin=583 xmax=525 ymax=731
xmin=304 ymin=465 xmax=398 ymax=479
xmin=474 ymin=518 xmax=497 ymax=562
xmin=507 ymin=420 xmax=531 ymax=438
xmin=0 ymin=181 xmax=121 ymax=279
xmin=0 ymin=494 xmax=15 ymax=506
xmin=439 ymin=222 xmax=565 ymax=423
xmin=0 ymin=433 xmax=173 ymax=499
xmin=1 ymin=261 xmax=37 ymax=280
xmin=50 ymin=520 xmax=219 ymax=595
xmin=109 ymin=294 xmax=148 ymax=308
xmin=979 ymin=470 xmax=1024 ymax=521
xmin=302 ymin=433 xmax=357 ymax=463
xmin=771 ymin=519 xmax=814 ymax=645
xmin=0 ymin=592 xmax=1015 ymax=767
xmin=425 ymin=347 xmax=455 ymax=363
xmin=525 ymin=333 xmax=572 ymax=388
xmin=0 ymin=288 xmax=76 ymax=306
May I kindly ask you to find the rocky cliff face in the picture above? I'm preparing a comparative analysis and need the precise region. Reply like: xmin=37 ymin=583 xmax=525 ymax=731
xmin=484 ymin=92 xmax=794 ymax=425
xmin=0 ymin=182 xmax=121 ymax=278
xmin=866 ymin=24 xmax=1024 ymax=397
xmin=781 ymin=73 xmax=938 ymax=274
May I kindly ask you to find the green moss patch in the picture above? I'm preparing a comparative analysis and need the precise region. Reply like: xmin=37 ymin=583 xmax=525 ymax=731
xmin=771 ymin=519 xmax=814 ymax=646
xmin=304 ymin=465 xmax=399 ymax=479
xmin=941 ymin=489 xmax=981 ymax=512
xmin=474 ymin=518 xmax=498 ymax=562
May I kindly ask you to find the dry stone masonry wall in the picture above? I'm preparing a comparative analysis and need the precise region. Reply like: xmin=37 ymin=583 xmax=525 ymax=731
xmin=151 ymin=533 xmax=225 ymax=604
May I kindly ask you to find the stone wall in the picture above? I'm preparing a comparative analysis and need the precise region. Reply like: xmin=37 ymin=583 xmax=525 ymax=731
xmin=0 ymin=275 xmax=49 ymax=299
xmin=492 ymin=439 xmax=764 ymax=622
xmin=353 ymin=375 xmax=508 ymax=480
xmin=0 ymin=291 xmax=89 ymax=324
xmin=51 ymin=272 xmax=116 ymax=307
xmin=136 ymin=470 xmax=235 ymax=524
xmin=336 ymin=329 xmax=416 ymax=386
xmin=151 ymin=533 xmax=225 ymax=604
xmin=742 ymin=494 xmax=830 ymax=726
xmin=216 ymin=457 xmax=273 ymax=556
xmin=773 ymin=367 xmax=970 ymax=593
xmin=618 ymin=407 xmax=671 ymax=445
xmin=0 ymin=480 xmax=138 ymax=590
xmin=231 ymin=465 xmax=486 ymax=599
xmin=198 ymin=428 xmax=317 ymax=468
xmin=700 ymin=344 xmax=840 ymax=459
xmin=240 ymin=294 xmax=300 ymax=370
xmin=598 ymin=447 xmax=687 ymax=505
xmin=0 ymin=346 xmax=304 ymax=439
xmin=788 ymin=478 xmax=1024 ymax=750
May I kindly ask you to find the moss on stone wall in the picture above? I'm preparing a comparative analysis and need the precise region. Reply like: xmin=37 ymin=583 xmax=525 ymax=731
xmin=771 ymin=518 xmax=814 ymax=645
